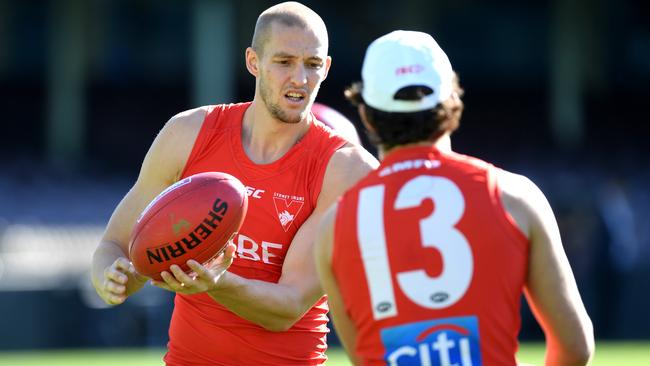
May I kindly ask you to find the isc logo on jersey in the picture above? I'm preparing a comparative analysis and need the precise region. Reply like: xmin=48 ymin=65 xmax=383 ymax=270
xmin=245 ymin=186 xmax=265 ymax=199
xmin=381 ymin=316 xmax=482 ymax=366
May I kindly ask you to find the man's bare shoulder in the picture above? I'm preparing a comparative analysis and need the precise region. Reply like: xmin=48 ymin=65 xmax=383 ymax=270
xmin=329 ymin=144 xmax=380 ymax=175
xmin=497 ymin=169 xmax=536 ymax=199
xmin=495 ymin=169 xmax=547 ymax=239
xmin=155 ymin=106 xmax=210 ymax=154
xmin=314 ymin=144 xmax=378 ymax=210
xmin=164 ymin=106 xmax=210 ymax=136
xmin=142 ymin=106 xmax=210 ymax=182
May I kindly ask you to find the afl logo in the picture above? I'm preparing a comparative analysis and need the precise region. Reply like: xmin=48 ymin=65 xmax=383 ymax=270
xmin=430 ymin=291 xmax=449 ymax=303
xmin=376 ymin=301 xmax=392 ymax=313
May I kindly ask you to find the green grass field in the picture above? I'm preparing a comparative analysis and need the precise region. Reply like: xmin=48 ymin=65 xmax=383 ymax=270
xmin=0 ymin=342 xmax=648 ymax=365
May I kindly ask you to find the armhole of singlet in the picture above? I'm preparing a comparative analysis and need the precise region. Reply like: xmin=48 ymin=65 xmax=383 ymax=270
xmin=486 ymin=166 xmax=529 ymax=246
xmin=310 ymin=137 xmax=348 ymax=207
xmin=179 ymin=105 xmax=219 ymax=178
xmin=330 ymin=195 xmax=347 ymax=280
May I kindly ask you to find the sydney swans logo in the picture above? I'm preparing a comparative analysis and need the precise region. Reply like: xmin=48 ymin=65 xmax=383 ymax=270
xmin=272 ymin=192 xmax=305 ymax=232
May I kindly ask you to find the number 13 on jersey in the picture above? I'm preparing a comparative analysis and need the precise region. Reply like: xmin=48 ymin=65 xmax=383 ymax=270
xmin=357 ymin=176 xmax=474 ymax=320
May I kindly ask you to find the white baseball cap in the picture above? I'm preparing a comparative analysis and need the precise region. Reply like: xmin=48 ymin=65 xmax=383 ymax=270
xmin=361 ymin=30 xmax=454 ymax=113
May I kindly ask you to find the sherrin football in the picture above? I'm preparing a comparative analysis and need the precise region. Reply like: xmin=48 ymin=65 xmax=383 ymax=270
xmin=128 ymin=171 xmax=248 ymax=280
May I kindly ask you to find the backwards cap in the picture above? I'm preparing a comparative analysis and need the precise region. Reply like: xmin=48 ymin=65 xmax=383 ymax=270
xmin=361 ymin=30 xmax=454 ymax=113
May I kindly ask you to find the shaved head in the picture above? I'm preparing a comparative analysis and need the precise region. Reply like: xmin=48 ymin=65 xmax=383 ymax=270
xmin=251 ymin=2 xmax=329 ymax=57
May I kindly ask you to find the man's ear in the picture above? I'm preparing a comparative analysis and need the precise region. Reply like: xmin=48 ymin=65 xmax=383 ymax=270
xmin=322 ymin=55 xmax=332 ymax=80
xmin=245 ymin=47 xmax=259 ymax=77
xmin=358 ymin=104 xmax=376 ymax=134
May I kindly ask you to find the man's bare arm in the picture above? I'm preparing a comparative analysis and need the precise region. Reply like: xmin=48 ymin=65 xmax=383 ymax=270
xmin=91 ymin=107 xmax=206 ymax=305
xmin=314 ymin=202 xmax=361 ymax=364
xmin=499 ymin=171 xmax=594 ymax=366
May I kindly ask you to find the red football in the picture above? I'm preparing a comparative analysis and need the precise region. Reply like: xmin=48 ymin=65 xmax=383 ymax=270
xmin=128 ymin=172 xmax=248 ymax=280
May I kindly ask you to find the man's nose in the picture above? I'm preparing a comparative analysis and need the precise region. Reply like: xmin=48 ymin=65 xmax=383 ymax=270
xmin=290 ymin=64 xmax=308 ymax=86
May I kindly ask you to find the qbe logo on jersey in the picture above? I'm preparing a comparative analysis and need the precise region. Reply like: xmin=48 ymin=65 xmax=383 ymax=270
xmin=381 ymin=316 xmax=482 ymax=366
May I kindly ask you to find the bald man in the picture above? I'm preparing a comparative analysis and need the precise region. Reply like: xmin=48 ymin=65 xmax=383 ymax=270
xmin=91 ymin=2 xmax=378 ymax=365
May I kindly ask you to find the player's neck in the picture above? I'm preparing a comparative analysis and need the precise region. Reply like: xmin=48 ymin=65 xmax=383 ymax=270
xmin=379 ymin=134 xmax=452 ymax=160
xmin=434 ymin=134 xmax=453 ymax=153
xmin=241 ymin=101 xmax=310 ymax=164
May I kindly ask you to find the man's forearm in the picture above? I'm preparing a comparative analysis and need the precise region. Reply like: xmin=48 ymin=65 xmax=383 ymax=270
xmin=207 ymin=271 xmax=316 ymax=332
xmin=92 ymin=241 xmax=125 ymax=287
xmin=92 ymin=240 xmax=146 ymax=298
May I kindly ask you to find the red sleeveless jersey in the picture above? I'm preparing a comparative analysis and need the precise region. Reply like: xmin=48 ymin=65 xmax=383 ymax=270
xmin=164 ymin=102 xmax=347 ymax=365
xmin=332 ymin=145 xmax=528 ymax=366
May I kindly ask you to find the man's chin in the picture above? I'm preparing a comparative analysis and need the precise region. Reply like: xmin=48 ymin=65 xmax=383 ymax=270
xmin=281 ymin=117 xmax=303 ymax=125
xmin=279 ymin=110 xmax=308 ymax=124
xmin=267 ymin=101 xmax=310 ymax=124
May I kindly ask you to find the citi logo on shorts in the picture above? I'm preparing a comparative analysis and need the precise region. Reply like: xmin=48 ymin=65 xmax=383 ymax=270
xmin=381 ymin=316 xmax=482 ymax=366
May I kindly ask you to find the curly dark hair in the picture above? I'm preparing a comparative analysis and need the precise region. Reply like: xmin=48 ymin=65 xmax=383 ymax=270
xmin=344 ymin=74 xmax=464 ymax=150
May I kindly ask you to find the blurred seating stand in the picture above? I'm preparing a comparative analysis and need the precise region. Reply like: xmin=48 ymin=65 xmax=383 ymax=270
xmin=0 ymin=224 xmax=103 ymax=291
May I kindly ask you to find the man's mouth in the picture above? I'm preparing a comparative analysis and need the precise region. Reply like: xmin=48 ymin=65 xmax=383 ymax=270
xmin=285 ymin=91 xmax=306 ymax=103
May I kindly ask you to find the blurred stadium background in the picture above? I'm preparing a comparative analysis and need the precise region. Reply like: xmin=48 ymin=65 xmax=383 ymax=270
xmin=1 ymin=0 xmax=649 ymax=364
